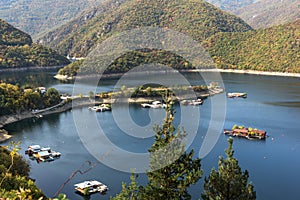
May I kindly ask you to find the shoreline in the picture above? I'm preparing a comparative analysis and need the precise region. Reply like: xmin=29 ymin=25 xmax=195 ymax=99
xmin=187 ymin=69 xmax=300 ymax=78
xmin=0 ymin=65 xmax=64 ymax=73
xmin=0 ymin=85 xmax=223 ymax=138
xmin=54 ymin=68 xmax=300 ymax=81
xmin=0 ymin=98 xmax=92 ymax=130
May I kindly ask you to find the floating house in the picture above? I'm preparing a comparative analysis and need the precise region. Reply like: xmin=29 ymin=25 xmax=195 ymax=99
xmin=74 ymin=180 xmax=108 ymax=195
xmin=25 ymin=145 xmax=61 ymax=162
xmin=224 ymin=126 xmax=266 ymax=140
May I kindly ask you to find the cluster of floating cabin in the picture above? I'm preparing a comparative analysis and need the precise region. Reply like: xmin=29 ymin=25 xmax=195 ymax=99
xmin=25 ymin=145 xmax=109 ymax=196
xmin=224 ymin=126 xmax=267 ymax=140
xmin=25 ymin=145 xmax=61 ymax=162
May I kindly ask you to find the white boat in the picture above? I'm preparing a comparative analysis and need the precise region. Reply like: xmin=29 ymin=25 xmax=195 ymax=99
xmin=141 ymin=101 xmax=166 ymax=109
xmin=89 ymin=104 xmax=111 ymax=112
xmin=25 ymin=145 xmax=41 ymax=155
xmin=227 ymin=92 xmax=247 ymax=98
xmin=74 ymin=180 xmax=108 ymax=195
xmin=180 ymin=99 xmax=203 ymax=106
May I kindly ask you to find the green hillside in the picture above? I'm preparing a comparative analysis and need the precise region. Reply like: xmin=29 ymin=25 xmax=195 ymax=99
xmin=0 ymin=19 xmax=32 ymax=46
xmin=0 ymin=0 xmax=106 ymax=38
xmin=39 ymin=0 xmax=252 ymax=57
xmin=0 ymin=19 xmax=70 ymax=68
xmin=203 ymin=20 xmax=300 ymax=73
xmin=232 ymin=0 xmax=300 ymax=29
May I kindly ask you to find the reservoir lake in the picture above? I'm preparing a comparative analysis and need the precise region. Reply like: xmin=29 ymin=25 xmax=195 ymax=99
xmin=1 ymin=70 xmax=300 ymax=200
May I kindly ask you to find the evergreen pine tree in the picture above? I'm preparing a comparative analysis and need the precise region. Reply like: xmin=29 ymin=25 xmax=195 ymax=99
xmin=111 ymin=173 xmax=140 ymax=200
xmin=202 ymin=138 xmax=256 ymax=200
xmin=143 ymin=99 xmax=203 ymax=200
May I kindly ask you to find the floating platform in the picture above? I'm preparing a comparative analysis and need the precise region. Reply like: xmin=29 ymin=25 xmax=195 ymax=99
xmin=224 ymin=127 xmax=266 ymax=140
xmin=25 ymin=145 xmax=61 ymax=162
xmin=74 ymin=180 xmax=108 ymax=195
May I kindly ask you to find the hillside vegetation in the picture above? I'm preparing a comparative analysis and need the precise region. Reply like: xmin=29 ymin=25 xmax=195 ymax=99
xmin=0 ymin=83 xmax=61 ymax=116
xmin=0 ymin=19 xmax=70 ymax=68
xmin=203 ymin=20 xmax=300 ymax=73
xmin=0 ymin=0 xmax=106 ymax=38
xmin=232 ymin=0 xmax=300 ymax=29
xmin=39 ymin=0 xmax=252 ymax=57
xmin=0 ymin=145 xmax=45 ymax=199
xmin=52 ymin=0 xmax=299 ymax=76
xmin=0 ymin=19 xmax=32 ymax=46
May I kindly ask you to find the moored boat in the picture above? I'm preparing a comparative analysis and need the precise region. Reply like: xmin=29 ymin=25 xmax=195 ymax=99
xmin=141 ymin=101 xmax=166 ymax=109
xmin=180 ymin=99 xmax=203 ymax=106
xmin=88 ymin=104 xmax=111 ymax=112
xmin=227 ymin=92 xmax=247 ymax=98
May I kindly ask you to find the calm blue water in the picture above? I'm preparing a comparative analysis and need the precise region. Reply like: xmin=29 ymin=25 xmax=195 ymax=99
xmin=2 ymin=71 xmax=300 ymax=199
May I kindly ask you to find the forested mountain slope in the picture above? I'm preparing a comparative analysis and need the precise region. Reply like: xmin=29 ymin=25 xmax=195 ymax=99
xmin=38 ymin=0 xmax=253 ymax=57
xmin=203 ymin=20 xmax=300 ymax=73
xmin=232 ymin=0 xmax=300 ymax=29
xmin=0 ymin=19 xmax=70 ymax=68
xmin=0 ymin=0 xmax=106 ymax=38
xmin=206 ymin=0 xmax=300 ymax=29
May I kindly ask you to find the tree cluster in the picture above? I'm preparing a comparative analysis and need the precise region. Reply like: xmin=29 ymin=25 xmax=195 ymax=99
xmin=0 ymin=19 xmax=70 ymax=69
xmin=0 ymin=143 xmax=45 ymax=199
xmin=203 ymin=20 xmax=300 ymax=73
xmin=0 ymin=83 xmax=61 ymax=116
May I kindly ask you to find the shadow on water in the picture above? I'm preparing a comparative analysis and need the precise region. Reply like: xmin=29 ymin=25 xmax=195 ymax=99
xmin=4 ymin=112 xmax=61 ymax=135
xmin=263 ymin=101 xmax=300 ymax=108
xmin=0 ymin=69 xmax=60 ymax=87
